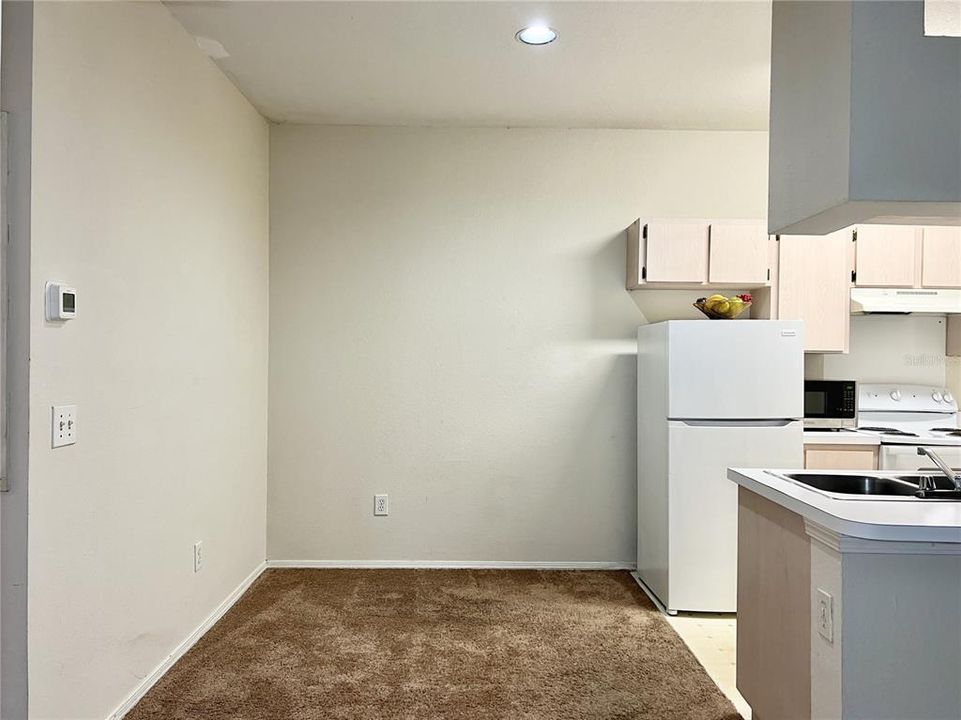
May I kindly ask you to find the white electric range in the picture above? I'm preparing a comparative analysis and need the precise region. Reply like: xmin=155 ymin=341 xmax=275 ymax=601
xmin=856 ymin=383 xmax=961 ymax=472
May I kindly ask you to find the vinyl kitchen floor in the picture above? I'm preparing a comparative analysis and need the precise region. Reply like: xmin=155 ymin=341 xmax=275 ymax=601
xmin=666 ymin=614 xmax=750 ymax=719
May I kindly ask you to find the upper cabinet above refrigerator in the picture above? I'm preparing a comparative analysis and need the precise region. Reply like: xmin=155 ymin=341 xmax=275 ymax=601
xmin=626 ymin=219 xmax=772 ymax=289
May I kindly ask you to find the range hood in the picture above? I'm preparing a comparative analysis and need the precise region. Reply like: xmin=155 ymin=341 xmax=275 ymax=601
xmin=851 ymin=288 xmax=961 ymax=314
xmin=768 ymin=1 xmax=961 ymax=235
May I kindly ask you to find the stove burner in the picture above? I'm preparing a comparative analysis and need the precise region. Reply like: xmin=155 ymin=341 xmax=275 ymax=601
xmin=931 ymin=428 xmax=961 ymax=437
xmin=858 ymin=427 xmax=919 ymax=437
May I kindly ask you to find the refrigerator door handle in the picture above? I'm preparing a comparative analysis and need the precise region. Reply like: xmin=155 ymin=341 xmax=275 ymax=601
xmin=672 ymin=419 xmax=800 ymax=428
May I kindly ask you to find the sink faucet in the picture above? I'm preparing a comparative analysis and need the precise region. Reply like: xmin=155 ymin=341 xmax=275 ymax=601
xmin=916 ymin=447 xmax=961 ymax=491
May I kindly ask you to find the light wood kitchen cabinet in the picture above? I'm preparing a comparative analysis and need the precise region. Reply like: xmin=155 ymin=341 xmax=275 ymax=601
xmin=803 ymin=444 xmax=879 ymax=470
xmin=626 ymin=219 xmax=771 ymax=289
xmin=854 ymin=225 xmax=919 ymax=287
xmin=921 ymin=226 xmax=961 ymax=288
xmin=643 ymin=221 xmax=709 ymax=283
xmin=774 ymin=230 xmax=852 ymax=353
xmin=708 ymin=221 xmax=770 ymax=285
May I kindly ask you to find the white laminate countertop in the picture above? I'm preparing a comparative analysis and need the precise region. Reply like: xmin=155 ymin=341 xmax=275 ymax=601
xmin=729 ymin=468 xmax=961 ymax=544
xmin=803 ymin=430 xmax=881 ymax=446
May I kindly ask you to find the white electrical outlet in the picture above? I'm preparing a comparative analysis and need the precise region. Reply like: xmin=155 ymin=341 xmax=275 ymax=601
xmin=52 ymin=405 xmax=78 ymax=448
xmin=193 ymin=541 xmax=204 ymax=573
xmin=816 ymin=588 xmax=834 ymax=643
xmin=374 ymin=494 xmax=389 ymax=516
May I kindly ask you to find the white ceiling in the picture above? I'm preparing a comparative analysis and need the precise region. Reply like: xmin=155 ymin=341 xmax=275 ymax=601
xmin=166 ymin=1 xmax=772 ymax=130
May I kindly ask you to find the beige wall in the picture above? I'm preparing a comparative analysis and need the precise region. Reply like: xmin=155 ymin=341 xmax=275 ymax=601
xmin=268 ymin=125 xmax=768 ymax=563
xmin=806 ymin=315 xmax=949 ymax=386
xmin=28 ymin=4 xmax=269 ymax=718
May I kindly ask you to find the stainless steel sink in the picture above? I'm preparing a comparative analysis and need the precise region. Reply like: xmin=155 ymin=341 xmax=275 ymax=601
xmin=782 ymin=473 xmax=918 ymax=496
xmin=772 ymin=472 xmax=961 ymax=500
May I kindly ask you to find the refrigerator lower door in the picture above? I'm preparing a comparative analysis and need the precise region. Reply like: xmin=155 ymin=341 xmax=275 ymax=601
xmin=665 ymin=419 xmax=803 ymax=612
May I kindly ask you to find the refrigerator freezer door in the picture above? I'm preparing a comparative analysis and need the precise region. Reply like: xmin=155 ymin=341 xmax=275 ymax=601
xmin=666 ymin=419 xmax=804 ymax=612
xmin=665 ymin=321 xmax=804 ymax=420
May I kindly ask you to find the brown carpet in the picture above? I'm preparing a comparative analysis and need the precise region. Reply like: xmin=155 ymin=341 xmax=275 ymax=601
xmin=127 ymin=569 xmax=740 ymax=720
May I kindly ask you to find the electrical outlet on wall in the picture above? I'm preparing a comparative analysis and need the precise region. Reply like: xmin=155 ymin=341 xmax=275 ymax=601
xmin=51 ymin=405 xmax=78 ymax=448
xmin=374 ymin=494 xmax=389 ymax=516
xmin=193 ymin=541 xmax=204 ymax=573
xmin=816 ymin=588 xmax=834 ymax=643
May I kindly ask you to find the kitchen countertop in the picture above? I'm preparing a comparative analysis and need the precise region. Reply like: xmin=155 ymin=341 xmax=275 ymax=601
xmin=802 ymin=429 xmax=881 ymax=446
xmin=729 ymin=468 xmax=961 ymax=544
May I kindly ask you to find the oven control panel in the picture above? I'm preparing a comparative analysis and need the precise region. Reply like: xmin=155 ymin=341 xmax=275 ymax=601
xmin=859 ymin=384 xmax=958 ymax=413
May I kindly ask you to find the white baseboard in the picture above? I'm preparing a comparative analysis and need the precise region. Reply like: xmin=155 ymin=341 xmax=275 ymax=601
xmin=107 ymin=561 xmax=267 ymax=720
xmin=266 ymin=560 xmax=636 ymax=570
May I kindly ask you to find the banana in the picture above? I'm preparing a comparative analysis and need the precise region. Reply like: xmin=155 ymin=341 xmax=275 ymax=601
xmin=704 ymin=294 xmax=727 ymax=311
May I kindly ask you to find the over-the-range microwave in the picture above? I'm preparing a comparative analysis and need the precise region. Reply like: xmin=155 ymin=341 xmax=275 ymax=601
xmin=804 ymin=380 xmax=857 ymax=429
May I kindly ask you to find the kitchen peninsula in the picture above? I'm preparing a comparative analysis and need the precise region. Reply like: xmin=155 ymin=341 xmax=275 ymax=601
xmin=729 ymin=468 xmax=961 ymax=720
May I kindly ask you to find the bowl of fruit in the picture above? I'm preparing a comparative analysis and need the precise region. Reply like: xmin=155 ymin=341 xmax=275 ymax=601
xmin=694 ymin=293 xmax=752 ymax=319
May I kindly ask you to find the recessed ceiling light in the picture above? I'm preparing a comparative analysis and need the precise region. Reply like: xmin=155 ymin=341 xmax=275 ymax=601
xmin=515 ymin=25 xmax=558 ymax=46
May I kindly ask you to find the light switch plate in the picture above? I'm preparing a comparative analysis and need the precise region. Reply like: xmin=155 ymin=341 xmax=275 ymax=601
xmin=816 ymin=588 xmax=834 ymax=643
xmin=52 ymin=405 xmax=78 ymax=448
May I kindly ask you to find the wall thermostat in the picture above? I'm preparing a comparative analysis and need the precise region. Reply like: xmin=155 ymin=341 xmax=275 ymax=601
xmin=46 ymin=282 xmax=77 ymax=321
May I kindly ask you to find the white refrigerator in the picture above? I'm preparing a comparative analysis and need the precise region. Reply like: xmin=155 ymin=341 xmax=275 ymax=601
xmin=636 ymin=320 xmax=804 ymax=613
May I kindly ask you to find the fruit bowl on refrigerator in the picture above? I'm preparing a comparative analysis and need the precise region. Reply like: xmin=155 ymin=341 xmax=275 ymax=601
xmin=694 ymin=293 xmax=752 ymax=319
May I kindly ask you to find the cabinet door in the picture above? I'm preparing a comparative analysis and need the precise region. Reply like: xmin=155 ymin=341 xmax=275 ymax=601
xmin=921 ymin=227 xmax=961 ymax=288
xmin=855 ymin=225 xmax=919 ymax=287
xmin=804 ymin=445 xmax=878 ymax=470
xmin=644 ymin=221 xmax=709 ymax=283
xmin=777 ymin=231 xmax=851 ymax=353
xmin=709 ymin=222 xmax=770 ymax=285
